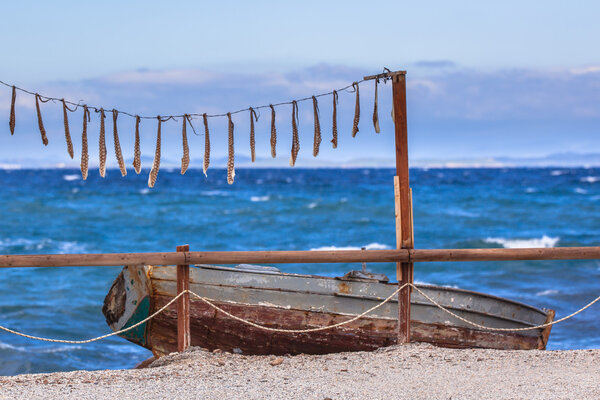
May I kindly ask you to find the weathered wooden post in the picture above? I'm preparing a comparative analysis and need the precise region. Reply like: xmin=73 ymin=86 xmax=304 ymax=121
xmin=365 ymin=70 xmax=414 ymax=344
xmin=392 ymin=72 xmax=414 ymax=344
xmin=176 ymin=244 xmax=191 ymax=352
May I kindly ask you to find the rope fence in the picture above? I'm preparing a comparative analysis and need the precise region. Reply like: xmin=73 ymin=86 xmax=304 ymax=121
xmin=1 ymin=283 xmax=600 ymax=345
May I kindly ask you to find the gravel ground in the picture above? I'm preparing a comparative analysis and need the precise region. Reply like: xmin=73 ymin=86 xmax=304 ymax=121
xmin=1 ymin=343 xmax=599 ymax=399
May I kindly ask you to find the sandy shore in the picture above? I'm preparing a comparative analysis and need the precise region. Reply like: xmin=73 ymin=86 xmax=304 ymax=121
xmin=0 ymin=343 xmax=598 ymax=399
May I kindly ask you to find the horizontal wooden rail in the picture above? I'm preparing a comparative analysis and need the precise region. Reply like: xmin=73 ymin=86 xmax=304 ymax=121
xmin=1 ymin=247 xmax=600 ymax=268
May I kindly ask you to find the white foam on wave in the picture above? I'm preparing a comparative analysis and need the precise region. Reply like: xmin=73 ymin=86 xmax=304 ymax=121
xmin=201 ymin=190 xmax=229 ymax=197
xmin=581 ymin=176 xmax=600 ymax=183
xmin=484 ymin=235 xmax=559 ymax=249
xmin=250 ymin=195 xmax=270 ymax=202
xmin=310 ymin=243 xmax=390 ymax=251
xmin=307 ymin=202 xmax=318 ymax=209
xmin=139 ymin=188 xmax=150 ymax=195
xmin=536 ymin=289 xmax=559 ymax=297
xmin=525 ymin=187 xmax=537 ymax=193
xmin=445 ymin=208 xmax=479 ymax=218
xmin=574 ymin=188 xmax=588 ymax=194
xmin=550 ymin=170 xmax=565 ymax=176
xmin=62 ymin=174 xmax=80 ymax=181
xmin=0 ymin=341 xmax=82 ymax=353
xmin=0 ymin=238 xmax=87 ymax=253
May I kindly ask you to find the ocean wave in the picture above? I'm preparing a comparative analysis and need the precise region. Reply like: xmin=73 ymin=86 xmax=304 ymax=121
xmin=484 ymin=235 xmax=559 ymax=249
xmin=0 ymin=341 xmax=82 ymax=353
xmin=581 ymin=176 xmax=599 ymax=183
xmin=574 ymin=188 xmax=588 ymax=194
xmin=201 ymin=190 xmax=229 ymax=197
xmin=307 ymin=202 xmax=318 ymax=209
xmin=525 ymin=187 xmax=537 ymax=193
xmin=62 ymin=174 xmax=80 ymax=181
xmin=310 ymin=243 xmax=390 ymax=251
xmin=550 ymin=170 xmax=566 ymax=176
xmin=139 ymin=188 xmax=150 ymax=195
xmin=536 ymin=289 xmax=559 ymax=297
xmin=445 ymin=208 xmax=479 ymax=218
xmin=250 ymin=195 xmax=270 ymax=202
xmin=0 ymin=238 xmax=87 ymax=254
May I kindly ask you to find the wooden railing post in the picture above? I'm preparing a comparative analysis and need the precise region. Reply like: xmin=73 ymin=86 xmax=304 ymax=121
xmin=176 ymin=244 xmax=190 ymax=352
xmin=392 ymin=72 xmax=414 ymax=344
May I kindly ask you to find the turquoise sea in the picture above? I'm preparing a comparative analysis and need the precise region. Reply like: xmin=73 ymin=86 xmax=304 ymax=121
xmin=0 ymin=167 xmax=599 ymax=375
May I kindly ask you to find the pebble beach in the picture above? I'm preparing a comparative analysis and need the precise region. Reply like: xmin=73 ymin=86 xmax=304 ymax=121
xmin=1 ymin=343 xmax=598 ymax=399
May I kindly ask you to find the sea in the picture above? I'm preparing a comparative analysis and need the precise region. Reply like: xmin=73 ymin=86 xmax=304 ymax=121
xmin=0 ymin=167 xmax=599 ymax=375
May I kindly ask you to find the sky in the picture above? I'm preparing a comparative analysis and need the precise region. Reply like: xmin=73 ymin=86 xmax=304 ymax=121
xmin=0 ymin=1 xmax=599 ymax=167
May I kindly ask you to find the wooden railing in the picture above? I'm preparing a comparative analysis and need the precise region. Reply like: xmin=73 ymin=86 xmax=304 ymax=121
xmin=2 ymin=246 xmax=600 ymax=268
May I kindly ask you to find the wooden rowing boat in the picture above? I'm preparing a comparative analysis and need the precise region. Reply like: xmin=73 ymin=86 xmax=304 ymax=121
xmin=102 ymin=264 xmax=554 ymax=357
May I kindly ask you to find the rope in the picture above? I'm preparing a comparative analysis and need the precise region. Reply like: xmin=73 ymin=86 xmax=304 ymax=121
xmin=3 ymin=283 xmax=597 ymax=344
xmin=188 ymin=285 xmax=407 ymax=333
xmin=0 ymin=290 xmax=186 ymax=344
xmin=409 ymin=284 xmax=600 ymax=332
xmin=0 ymin=77 xmax=380 ymax=122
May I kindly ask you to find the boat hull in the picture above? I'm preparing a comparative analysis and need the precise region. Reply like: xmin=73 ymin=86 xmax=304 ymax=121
xmin=103 ymin=264 xmax=554 ymax=356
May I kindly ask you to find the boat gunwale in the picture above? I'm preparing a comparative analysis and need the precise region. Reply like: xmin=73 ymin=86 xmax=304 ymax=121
xmin=163 ymin=264 xmax=551 ymax=317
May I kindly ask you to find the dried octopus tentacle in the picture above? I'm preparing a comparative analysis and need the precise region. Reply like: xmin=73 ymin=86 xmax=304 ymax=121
xmin=181 ymin=115 xmax=190 ymax=175
xmin=133 ymin=116 xmax=142 ymax=174
xmin=249 ymin=107 xmax=257 ymax=162
xmin=99 ymin=108 xmax=107 ymax=178
xmin=269 ymin=104 xmax=277 ymax=158
xmin=289 ymin=100 xmax=300 ymax=167
xmin=81 ymin=105 xmax=90 ymax=180
xmin=227 ymin=112 xmax=235 ymax=184
xmin=331 ymin=90 xmax=338 ymax=148
xmin=112 ymin=110 xmax=127 ymax=176
xmin=312 ymin=96 xmax=321 ymax=157
xmin=372 ymin=79 xmax=380 ymax=134
xmin=148 ymin=116 xmax=162 ymax=188
xmin=35 ymin=94 xmax=49 ymax=146
xmin=351 ymin=82 xmax=360 ymax=138
xmin=61 ymin=100 xmax=74 ymax=159
xmin=203 ymin=113 xmax=210 ymax=177
xmin=9 ymin=86 xmax=16 ymax=135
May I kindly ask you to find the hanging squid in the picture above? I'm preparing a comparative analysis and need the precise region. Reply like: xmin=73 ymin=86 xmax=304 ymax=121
xmin=249 ymin=107 xmax=257 ymax=162
xmin=133 ymin=116 xmax=142 ymax=174
xmin=112 ymin=110 xmax=127 ymax=176
xmin=351 ymin=82 xmax=360 ymax=138
xmin=289 ymin=100 xmax=299 ymax=167
xmin=270 ymin=104 xmax=277 ymax=158
xmin=372 ymin=79 xmax=380 ymax=134
xmin=227 ymin=112 xmax=235 ymax=184
xmin=62 ymin=100 xmax=74 ymax=159
xmin=312 ymin=96 xmax=321 ymax=157
xmin=148 ymin=116 xmax=162 ymax=188
xmin=81 ymin=105 xmax=90 ymax=180
xmin=331 ymin=90 xmax=338 ymax=148
xmin=181 ymin=115 xmax=190 ymax=175
xmin=203 ymin=113 xmax=210 ymax=177
xmin=9 ymin=86 xmax=16 ymax=135
xmin=35 ymin=94 xmax=49 ymax=146
xmin=98 ymin=108 xmax=107 ymax=178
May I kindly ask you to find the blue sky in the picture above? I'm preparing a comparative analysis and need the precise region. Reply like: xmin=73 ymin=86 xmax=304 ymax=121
xmin=1 ymin=1 xmax=599 ymax=166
